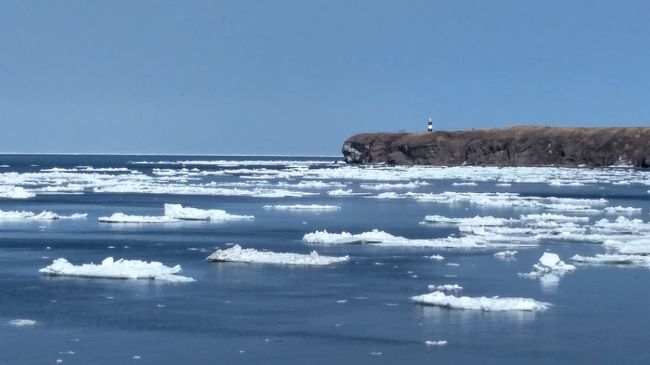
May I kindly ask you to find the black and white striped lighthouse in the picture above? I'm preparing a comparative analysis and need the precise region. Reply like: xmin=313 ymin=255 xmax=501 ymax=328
xmin=427 ymin=117 xmax=433 ymax=133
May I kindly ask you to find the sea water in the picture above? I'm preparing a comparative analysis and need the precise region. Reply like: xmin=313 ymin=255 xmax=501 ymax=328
xmin=0 ymin=154 xmax=649 ymax=364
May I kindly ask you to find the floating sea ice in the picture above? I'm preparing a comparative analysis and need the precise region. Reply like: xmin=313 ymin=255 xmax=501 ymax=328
xmin=302 ymin=229 xmax=491 ymax=248
xmin=327 ymin=189 xmax=370 ymax=196
xmin=0 ymin=210 xmax=87 ymax=220
xmin=451 ymin=182 xmax=477 ymax=186
xmin=0 ymin=186 xmax=35 ymax=199
xmin=411 ymin=291 xmax=549 ymax=312
xmin=494 ymin=250 xmax=517 ymax=259
xmin=360 ymin=181 xmax=430 ymax=190
xmin=429 ymin=254 xmax=445 ymax=261
xmin=98 ymin=213 xmax=178 ymax=223
xmin=520 ymin=252 xmax=576 ymax=279
xmin=206 ymin=244 xmax=349 ymax=266
xmin=592 ymin=216 xmax=650 ymax=234
xmin=373 ymin=192 xmax=402 ymax=199
xmin=428 ymin=284 xmax=463 ymax=291
xmin=39 ymin=257 xmax=195 ymax=282
xmin=302 ymin=229 xmax=397 ymax=244
xmin=9 ymin=319 xmax=38 ymax=327
xmin=425 ymin=340 xmax=448 ymax=346
xmin=164 ymin=203 xmax=254 ymax=221
xmin=519 ymin=213 xmax=589 ymax=223
xmin=605 ymin=238 xmax=650 ymax=255
xmin=571 ymin=254 xmax=650 ymax=265
xmin=263 ymin=204 xmax=340 ymax=211
xmin=423 ymin=215 xmax=511 ymax=226
xmin=604 ymin=206 xmax=642 ymax=214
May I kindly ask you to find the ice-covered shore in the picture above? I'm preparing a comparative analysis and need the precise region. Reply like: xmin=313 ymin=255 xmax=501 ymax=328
xmin=411 ymin=291 xmax=549 ymax=311
xmin=207 ymin=245 xmax=349 ymax=266
xmin=39 ymin=257 xmax=195 ymax=282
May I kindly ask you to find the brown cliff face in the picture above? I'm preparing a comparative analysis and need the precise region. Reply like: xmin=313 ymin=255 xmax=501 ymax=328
xmin=342 ymin=126 xmax=650 ymax=167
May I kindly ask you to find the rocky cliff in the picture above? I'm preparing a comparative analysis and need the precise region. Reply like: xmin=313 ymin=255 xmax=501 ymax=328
xmin=342 ymin=126 xmax=650 ymax=167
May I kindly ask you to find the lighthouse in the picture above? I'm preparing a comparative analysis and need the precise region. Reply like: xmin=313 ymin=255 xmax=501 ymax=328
xmin=427 ymin=117 xmax=433 ymax=133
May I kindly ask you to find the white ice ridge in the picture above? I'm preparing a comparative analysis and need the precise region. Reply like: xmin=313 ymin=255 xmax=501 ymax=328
xmin=263 ymin=204 xmax=341 ymax=211
xmin=422 ymin=215 xmax=511 ymax=226
xmin=428 ymin=284 xmax=463 ymax=291
xmin=0 ymin=209 xmax=87 ymax=220
xmin=206 ymin=244 xmax=349 ymax=266
xmin=39 ymin=257 xmax=195 ymax=282
xmin=164 ymin=204 xmax=254 ymax=221
xmin=302 ymin=229 xmax=534 ymax=248
xmin=411 ymin=291 xmax=549 ymax=311
xmin=571 ymin=253 xmax=650 ymax=265
xmin=0 ymin=186 xmax=35 ymax=199
xmin=520 ymin=253 xmax=576 ymax=279
xmin=99 ymin=213 xmax=178 ymax=223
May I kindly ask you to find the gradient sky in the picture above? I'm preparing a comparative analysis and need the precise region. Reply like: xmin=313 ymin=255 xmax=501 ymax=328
xmin=1 ymin=0 xmax=649 ymax=155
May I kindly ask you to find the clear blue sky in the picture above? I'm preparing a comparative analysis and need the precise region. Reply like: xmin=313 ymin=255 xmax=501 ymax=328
xmin=1 ymin=0 xmax=649 ymax=155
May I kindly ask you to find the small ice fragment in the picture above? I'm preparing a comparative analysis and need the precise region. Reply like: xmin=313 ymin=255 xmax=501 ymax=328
xmin=9 ymin=319 xmax=38 ymax=327
xmin=425 ymin=340 xmax=448 ymax=346
xmin=494 ymin=250 xmax=517 ymax=258
xmin=428 ymin=284 xmax=463 ymax=291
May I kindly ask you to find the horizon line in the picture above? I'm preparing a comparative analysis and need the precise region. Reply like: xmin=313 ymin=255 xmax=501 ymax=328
xmin=0 ymin=151 xmax=342 ymax=158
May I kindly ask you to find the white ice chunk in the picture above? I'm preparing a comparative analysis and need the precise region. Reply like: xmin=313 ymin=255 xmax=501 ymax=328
xmin=39 ymin=257 xmax=195 ymax=282
xmin=263 ymin=204 xmax=340 ymax=211
xmin=206 ymin=244 xmax=349 ymax=266
xmin=164 ymin=204 xmax=254 ymax=221
xmin=411 ymin=291 xmax=549 ymax=311
xmin=494 ymin=250 xmax=517 ymax=258
xmin=9 ymin=319 xmax=38 ymax=327
xmin=423 ymin=215 xmax=511 ymax=226
xmin=425 ymin=340 xmax=448 ymax=346
xmin=0 ymin=186 xmax=35 ymax=199
xmin=428 ymin=284 xmax=463 ymax=291
xmin=571 ymin=253 xmax=650 ymax=265
xmin=604 ymin=206 xmax=642 ymax=214
xmin=520 ymin=252 xmax=576 ymax=278
xmin=99 ymin=213 xmax=178 ymax=224
xmin=302 ymin=230 xmax=495 ymax=248
xmin=327 ymin=189 xmax=370 ymax=196
xmin=0 ymin=209 xmax=87 ymax=220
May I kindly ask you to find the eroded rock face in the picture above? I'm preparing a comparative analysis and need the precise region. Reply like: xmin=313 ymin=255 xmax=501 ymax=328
xmin=342 ymin=126 xmax=650 ymax=167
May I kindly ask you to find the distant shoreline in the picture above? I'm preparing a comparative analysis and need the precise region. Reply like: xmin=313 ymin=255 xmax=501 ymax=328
xmin=342 ymin=126 xmax=650 ymax=167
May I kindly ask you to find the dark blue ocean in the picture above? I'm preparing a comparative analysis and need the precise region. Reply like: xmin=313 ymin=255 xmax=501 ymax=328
xmin=0 ymin=154 xmax=649 ymax=364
